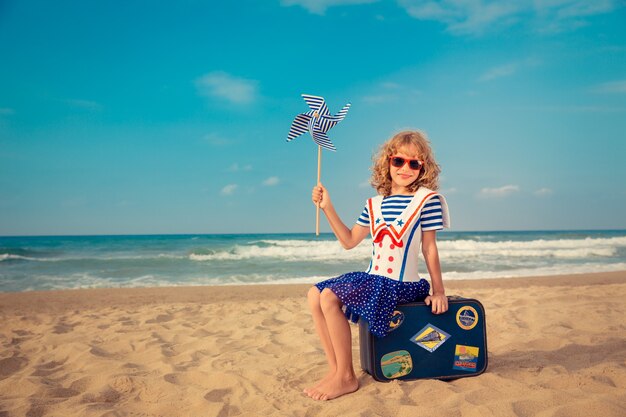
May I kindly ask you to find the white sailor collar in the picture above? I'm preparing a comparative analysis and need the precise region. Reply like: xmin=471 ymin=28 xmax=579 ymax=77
xmin=368 ymin=187 xmax=447 ymax=242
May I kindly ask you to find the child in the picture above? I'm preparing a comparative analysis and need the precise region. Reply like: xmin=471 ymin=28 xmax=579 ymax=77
xmin=305 ymin=130 xmax=450 ymax=401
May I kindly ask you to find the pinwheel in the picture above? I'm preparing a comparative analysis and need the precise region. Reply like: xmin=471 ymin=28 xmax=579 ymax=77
xmin=287 ymin=94 xmax=351 ymax=235
xmin=287 ymin=94 xmax=351 ymax=151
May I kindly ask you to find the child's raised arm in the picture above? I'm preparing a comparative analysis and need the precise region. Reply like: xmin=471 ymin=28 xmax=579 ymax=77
xmin=312 ymin=183 xmax=369 ymax=250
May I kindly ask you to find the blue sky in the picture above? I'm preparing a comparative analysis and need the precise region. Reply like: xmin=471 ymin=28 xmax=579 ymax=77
xmin=1 ymin=0 xmax=625 ymax=235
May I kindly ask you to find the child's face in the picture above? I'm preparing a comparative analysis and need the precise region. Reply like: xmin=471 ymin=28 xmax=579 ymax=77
xmin=389 ymin=144 xmax=422 ymax=194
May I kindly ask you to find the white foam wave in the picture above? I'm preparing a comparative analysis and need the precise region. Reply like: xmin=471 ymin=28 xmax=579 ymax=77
xmin=0 ymin=253 xmax=186 ymax=263
xmin=15 ymin=272 xmax=321 ymax=292
xmin=100 ymin=254 xmax=186 ymax=261
xmin=15 ymin=273 xmax=186 ymax=292
xmin=0 ymin=253 xmax=46 ymax=262
xmin=439 ymin=236 xmax=626 ymax=259
xmin=190 ymin=240 xmax=371 ymax=262
xmin=189 ymin=236 xmax=626 ymax=262
xmin=442 ymin=262 xmax=626 ymax=280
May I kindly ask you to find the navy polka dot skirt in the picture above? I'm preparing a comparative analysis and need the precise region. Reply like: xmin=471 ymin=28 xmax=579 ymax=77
xmin=315 ymin=271 xmax=430 ymax=338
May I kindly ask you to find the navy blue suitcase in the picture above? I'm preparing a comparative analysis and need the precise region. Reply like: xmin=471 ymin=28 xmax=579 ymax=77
xmin=359 ymin=296 xmax=488 ymax=381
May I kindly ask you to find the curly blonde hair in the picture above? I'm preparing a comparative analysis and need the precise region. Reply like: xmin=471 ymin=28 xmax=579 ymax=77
xmin=371 ymin=130 xmax=441 ymax=196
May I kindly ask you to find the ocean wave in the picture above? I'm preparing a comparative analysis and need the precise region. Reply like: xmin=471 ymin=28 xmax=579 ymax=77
xmin=190 ymin=240 xmax=371 ymax=262
xmin=11 ymin=263 xmax=625 ymax=292
xmin=3 ymin=233 xmax=625 ymax=292
xmin=439 ymin=236 xmax=626 ymax=259
xmin=0 ymin=253 xmax=48 ymax=262
xmin=188 ymin=236 xmax=626 ymax=262
xmin=442 ymin=262 xmax=626 ymax=280
xmin=0 ymin=253 xmax=186 ymax=263
xmin=8 ymin=272 xmax=323 ymax=292
xmin=5 ymin=236 xmax=623 ymax=265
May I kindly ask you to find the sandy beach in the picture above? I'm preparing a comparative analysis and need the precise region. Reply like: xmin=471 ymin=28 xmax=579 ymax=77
xmin=1 ymin=272 xmax=625 ymax=417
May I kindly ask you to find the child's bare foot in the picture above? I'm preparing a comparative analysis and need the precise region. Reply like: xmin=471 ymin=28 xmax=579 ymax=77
xmin=303 ymin=371 xmax=335 ymax=396
xmin=308 ymin=374 xmax=359 ymax=401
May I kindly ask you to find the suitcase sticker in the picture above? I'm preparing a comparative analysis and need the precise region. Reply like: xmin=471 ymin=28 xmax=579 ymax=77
xmin=456 ymin=306 xmax=479 ymax=330
xmin=410 ymin=324 xmax=451 ymax=353
xmin=453 ymin=345 xmax=480 ymax=372
xmin=388 ymin=310 xmax=405 ymax=332
xmin=380 ymin=350 xmax=413 ymax=379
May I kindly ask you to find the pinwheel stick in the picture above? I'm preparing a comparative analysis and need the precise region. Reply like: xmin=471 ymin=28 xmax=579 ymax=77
xmin=316 ymin=145 xmax=322 ymax=236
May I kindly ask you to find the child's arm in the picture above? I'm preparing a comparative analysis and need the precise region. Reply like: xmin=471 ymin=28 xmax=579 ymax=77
xmin=422 ymin=230 xmax=448 ymax=314
xmin=312 ymin=183 xmax=369 ymax=249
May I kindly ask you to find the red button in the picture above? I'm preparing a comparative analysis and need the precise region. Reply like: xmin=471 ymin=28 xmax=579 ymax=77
xmin=388 ymin=256 xmax=394 ymax=262
xmin=390 ymin=245 xmax=395 ymax=250
xmin=375 ymin=266 xmax=379 ymax=271
xmin=387 ymin=268 xmax=393 ymax=274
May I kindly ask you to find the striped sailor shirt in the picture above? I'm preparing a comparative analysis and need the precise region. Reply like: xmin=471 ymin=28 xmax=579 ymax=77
xmin=356 ymin=195 xmax=444 ymax=231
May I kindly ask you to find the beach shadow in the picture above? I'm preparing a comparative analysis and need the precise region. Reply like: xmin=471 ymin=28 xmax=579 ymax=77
xmin=146 ymin=314 xmax=173 ymax=324
xmin=489 ymin=338 xmax=626 ymax=374
xmin=0 ymin=355 xmax=28 ymax=380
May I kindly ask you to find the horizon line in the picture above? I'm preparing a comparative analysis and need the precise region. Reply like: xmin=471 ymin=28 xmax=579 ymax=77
xmin=1 ymin=228 xmax=625 ymax=239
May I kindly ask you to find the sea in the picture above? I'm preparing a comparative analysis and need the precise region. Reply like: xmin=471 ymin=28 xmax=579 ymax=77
xmin=1 ymin=230 xmax=625 ymax=293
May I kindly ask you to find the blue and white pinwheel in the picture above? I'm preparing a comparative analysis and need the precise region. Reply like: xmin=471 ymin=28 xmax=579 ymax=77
xmin=287 ymin=94 xmax=351 ymax=151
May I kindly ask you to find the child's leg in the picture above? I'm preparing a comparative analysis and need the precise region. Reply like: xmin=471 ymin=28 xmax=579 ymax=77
xmin=308 ymin=288 xmax=359 ymax=401
xmin=304 ymin=287 xmax=338 ymax=394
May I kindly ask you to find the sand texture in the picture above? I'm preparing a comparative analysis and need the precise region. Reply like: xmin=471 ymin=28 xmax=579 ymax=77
xmin=1 ymin=272 xmax=625 ymax=416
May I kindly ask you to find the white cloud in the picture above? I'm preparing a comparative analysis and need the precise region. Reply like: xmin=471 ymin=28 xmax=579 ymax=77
xmin=229 ymin=163 xmax=253 ymax=172
xmin=479 ymin=58 xmax=541 ymax=82
xmin=537 ymin=0 xmax=615 ymax=20
xmin=262 ymin=176 xmax=280 ymax=186
xmin=398 ymin=0 xmax=522 ymax=35
xmin=196 ymin=71 xmax=258 ymax=104
xmin=362 ymin=81 xmax=421 ymax=104
xmin=362 ymin=94 xmax=399 ymax=104
xmin=359 ymin=179 xmax=371 ymax=188
xmin=591 ymin=80 xmax=626 ymax=94
xmin=441 ymin=187 xmax=457 ymax=194
xmin=479 ymin=63 xmax=518 ymax=82
xmin=381 ymin=81 xmax=401 ymax=89
xmin=281 ymin=0 xmax=379 ymax=14
xmin=203 ymin=133 xmax=232 ymax=146
xmin=64 ymin=99 xmax=102 ymax=110
xmin=0 ymin=108 xmax=15 ymax=115
xmin=479 ymin=185 xmax=520 ymax=197
xmin=397 ymin=0 xmax=618 ymax=35
xmin=534 ymin=187 xmax=553 ymax=196
xmin=221 ymin=184 xmax=238 ymax=195
xmin=516 ymin=104 xmax=626 ymax=113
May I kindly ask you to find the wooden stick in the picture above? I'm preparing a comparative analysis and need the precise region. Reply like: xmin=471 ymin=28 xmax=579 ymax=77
xmin=316 ymin=145 xmax=322 ymax=236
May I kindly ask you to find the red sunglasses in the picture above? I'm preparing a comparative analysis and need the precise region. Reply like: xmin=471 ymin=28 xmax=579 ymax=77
xmin=389 ymin=156 xmax=422 ymax=170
